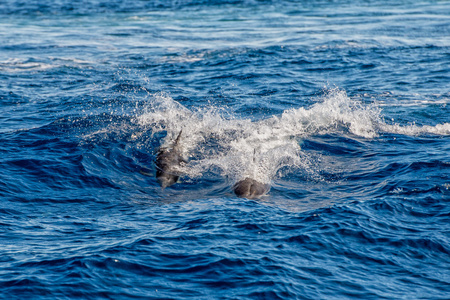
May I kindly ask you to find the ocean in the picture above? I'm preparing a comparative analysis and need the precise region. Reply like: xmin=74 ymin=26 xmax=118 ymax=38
xmin=1 ymin=0 xmax=449 ymax=299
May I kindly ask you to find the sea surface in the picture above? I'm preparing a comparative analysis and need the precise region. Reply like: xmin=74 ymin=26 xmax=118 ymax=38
xmin=1 ymin=0 xmax=449 ymax=299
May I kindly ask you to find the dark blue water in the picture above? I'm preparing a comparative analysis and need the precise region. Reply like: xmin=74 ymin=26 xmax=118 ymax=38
xmin=1 ymin=0 xmax=449 ymax=299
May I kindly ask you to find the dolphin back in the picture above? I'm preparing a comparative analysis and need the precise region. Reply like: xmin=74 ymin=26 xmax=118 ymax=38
xmin=233 ymin=177 xmax=270 ymax=199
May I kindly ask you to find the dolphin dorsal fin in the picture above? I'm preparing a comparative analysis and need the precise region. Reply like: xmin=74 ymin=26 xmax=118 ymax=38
xmin=175 ymin=130 xmax=183 ymax=144
xmin=171 ymin=130 xmax=183 ymax=151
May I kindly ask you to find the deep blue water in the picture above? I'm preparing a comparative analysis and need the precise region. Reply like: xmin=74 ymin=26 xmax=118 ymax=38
xmin=1 ymin=0 xmax=450 ymax=299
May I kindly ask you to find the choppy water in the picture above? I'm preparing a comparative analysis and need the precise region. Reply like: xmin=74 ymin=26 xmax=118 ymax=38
xmin=1 ymin=0 xmax=449 ymax=299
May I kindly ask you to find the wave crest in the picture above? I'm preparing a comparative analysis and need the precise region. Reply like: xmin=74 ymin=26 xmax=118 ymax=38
xmin=136 ymin=89 xmax=449 ymax=183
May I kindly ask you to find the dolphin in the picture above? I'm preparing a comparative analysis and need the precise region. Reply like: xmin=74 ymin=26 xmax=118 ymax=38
xmin=232 ymin=177 xmax=270 ymax=199
xmin=155 ymin=130 xmax=185 ymax=189
xmin=232 ymin=149 xmax=270 ymax=198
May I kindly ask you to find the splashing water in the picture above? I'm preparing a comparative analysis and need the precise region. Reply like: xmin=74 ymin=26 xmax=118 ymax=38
xmin=136 ymin=89 xmax=449 ymax=185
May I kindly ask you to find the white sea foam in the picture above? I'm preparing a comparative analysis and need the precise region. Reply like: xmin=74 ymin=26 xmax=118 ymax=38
xmin=0 ymin=58 xmax=55 ymax=72
xmin=380 ymin=122 xmax=450 ymax=135
xmin=136 ymin=89 xmax=449 ymax=183
xmin=0 ymin=57 xmax=95 ymax=73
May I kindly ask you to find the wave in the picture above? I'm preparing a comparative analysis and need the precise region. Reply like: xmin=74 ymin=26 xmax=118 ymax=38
xmin=0 ymin=57 xmax=96 ymax=73
xmin=135 ymin=89 xmax=449 ymax=185
xmin=0 ymin=0 xmax=266 ymax=16
xmin=380 ymin=122 xmax=450 ymax=136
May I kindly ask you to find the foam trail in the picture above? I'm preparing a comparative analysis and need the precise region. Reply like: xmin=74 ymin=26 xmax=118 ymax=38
xmin=380 ymin=123 xmax=450 ymax=136
xmin=137 ymin=90 xmax=449 ymax=185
